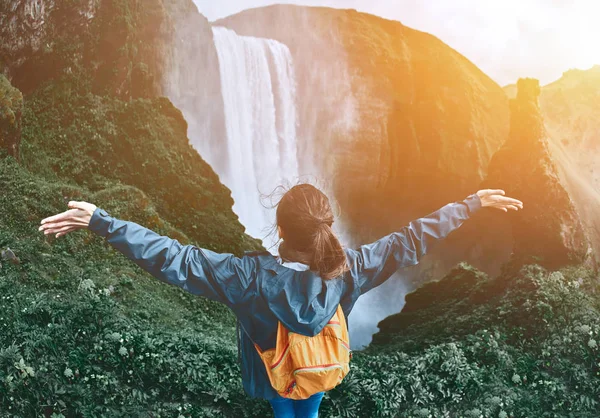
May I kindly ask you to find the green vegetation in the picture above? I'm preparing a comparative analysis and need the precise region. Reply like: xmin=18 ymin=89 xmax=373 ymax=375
xmin=0 ymin=75 xmax=23 ymax=160
xmin=0 ymin=71 xmax=264 ymax=415
xmin=338 ymin=263 xmax=600 ymax=418
xmin=4 ymin=162 xmax=599 ymax=417
xmin=0 ymin=162 xmax=263 ymax=416
xmin=2 ymin=1 xmax=268 ymax=415
xmin=20 ymin=79 xmax=259 ymax=255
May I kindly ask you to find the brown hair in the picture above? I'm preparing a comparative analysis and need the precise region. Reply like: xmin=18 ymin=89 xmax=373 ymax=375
xmin=275 ymin=184 xmax=349 ymax=280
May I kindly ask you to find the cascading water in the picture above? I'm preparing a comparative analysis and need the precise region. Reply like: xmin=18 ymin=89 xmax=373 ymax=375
xmin=203 ymin=26 xmax=300 ymax=249
xmin=167 ymin=27 xmax=299 ymax=248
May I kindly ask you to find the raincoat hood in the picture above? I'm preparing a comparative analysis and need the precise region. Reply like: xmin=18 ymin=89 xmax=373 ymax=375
xmin=252 ymin=251 xmax=346 ymax=336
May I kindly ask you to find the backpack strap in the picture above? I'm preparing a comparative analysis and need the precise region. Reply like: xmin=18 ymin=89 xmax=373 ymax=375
xmin=236 ymin=319 xmax=242 ymax=365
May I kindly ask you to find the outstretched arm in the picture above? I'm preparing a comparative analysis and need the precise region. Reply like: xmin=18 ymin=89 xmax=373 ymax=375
xmin=39 ymin=202 xmax=255 ymax=307
xmin=346 ymin=189 xmax=523 ymax=295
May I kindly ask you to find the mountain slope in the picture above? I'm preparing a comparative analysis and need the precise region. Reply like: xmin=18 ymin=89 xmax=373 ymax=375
xmin=361 ymin=261 xmax=600 ymax=417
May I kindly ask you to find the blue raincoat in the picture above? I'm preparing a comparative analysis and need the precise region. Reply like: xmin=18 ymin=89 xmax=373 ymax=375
xmin=88 ymin=193 xmax=482 ymax=400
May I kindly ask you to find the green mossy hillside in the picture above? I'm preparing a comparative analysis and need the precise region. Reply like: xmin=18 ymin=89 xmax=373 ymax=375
xmin=0 ymin=144 xmax=269 ymax=416
xmin=19 ymin=79 xmax=261 ymax=255
xmin=0 ymin=65 xmax=262 ymax=415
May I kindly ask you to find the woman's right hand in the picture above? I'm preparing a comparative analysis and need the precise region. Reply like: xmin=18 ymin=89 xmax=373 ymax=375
xmin=476 ymin=189 xmax=523 ymax=212
xmin=39 ymin=201 xmax=97 ymax=238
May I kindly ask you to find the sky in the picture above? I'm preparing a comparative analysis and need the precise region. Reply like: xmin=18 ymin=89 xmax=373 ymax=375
xmin=193 ymin=0 xmax=600 ymax=86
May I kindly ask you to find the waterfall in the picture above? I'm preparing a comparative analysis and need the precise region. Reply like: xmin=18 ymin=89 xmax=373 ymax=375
xmin=206 ymin=26 xmax=299 ymax=248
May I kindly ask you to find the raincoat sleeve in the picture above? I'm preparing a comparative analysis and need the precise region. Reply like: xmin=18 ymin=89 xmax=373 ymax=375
xmin=346 ymin=193 xmax=482 ymax=295
xmin=87 ymin=208 xmax=255 ymax=307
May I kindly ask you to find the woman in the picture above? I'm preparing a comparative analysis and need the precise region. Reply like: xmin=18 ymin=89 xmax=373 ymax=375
xmin=39 ymin=185 xmax=522 ymax=417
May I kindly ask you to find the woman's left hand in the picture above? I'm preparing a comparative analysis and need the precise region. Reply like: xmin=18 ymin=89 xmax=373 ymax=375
xmin=39 ymin=201 xmax=97 ymax=238
xmin=476 ymin=189 xmax=523 ymax=212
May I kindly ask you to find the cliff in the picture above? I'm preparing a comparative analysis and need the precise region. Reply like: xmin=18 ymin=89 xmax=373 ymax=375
xmin=161 ymin=2 xmax=227 ymax=164
xmin=217 ymin=5 xmax=509 ymax=244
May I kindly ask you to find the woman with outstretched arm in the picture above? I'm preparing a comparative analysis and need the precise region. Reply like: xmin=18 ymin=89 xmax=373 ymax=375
xmin=39 ymin=186 xmax=522 ymax=418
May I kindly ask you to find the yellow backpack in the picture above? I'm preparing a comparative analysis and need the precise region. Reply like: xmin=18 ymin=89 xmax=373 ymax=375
xmin=253 ymin=304 xmax=352 ymax=400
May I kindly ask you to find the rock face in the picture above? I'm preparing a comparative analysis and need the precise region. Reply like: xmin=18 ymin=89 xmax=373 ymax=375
xmin=0 ymin=75 xmax=23 ymax=160
xmin=161 ymin=2 xmax=226 ymax=166
xmin=481 ymin=78 xmax=590 ymax=270
xmin=209 ymin=6 xmax=513 ymax=348
xmin=217 ymin=5 xmax=509 ymax=247
xmin=0 ymin=0 xmax=178 ymax=98
xmin=0 ymin=1 xmax=94 ymax=69
xmin=0 ymin=0 xmax=98 ymax=93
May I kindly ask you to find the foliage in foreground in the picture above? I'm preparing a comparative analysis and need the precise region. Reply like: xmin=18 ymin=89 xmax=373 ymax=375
xmin=0 ymin=156 xmax=271 ymax=417
xmin=334 ymin=263 xmax=600 ymax=418
xmin=2 ymin=163 xmax=600 ymax=417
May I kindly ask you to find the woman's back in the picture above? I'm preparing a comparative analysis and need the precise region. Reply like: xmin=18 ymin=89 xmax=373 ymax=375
xmin=39 ymin=186 xmax=523 ymax=416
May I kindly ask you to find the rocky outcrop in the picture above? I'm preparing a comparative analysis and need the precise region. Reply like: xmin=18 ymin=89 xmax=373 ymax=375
xmin=0 ymin=0 xmax=178 ymax=98
xmin=372 ymin=263 xmax=493 ymax=348
xmin=0 ymin=1 xmax=96 ymax=70
xmin=0 ymin=0 xmax=98 ymax=93
xmin=0 ymin=75 xmax=23 ymax=160
xmin=480 ymin=78 xmax=590 ymax=270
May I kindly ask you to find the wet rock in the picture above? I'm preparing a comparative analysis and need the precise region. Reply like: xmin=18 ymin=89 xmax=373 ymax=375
xmin=0 ymin=0 xmax=172 ymax=98
xmin=1 ymin=247 xmax=21 ymax=265
xmin=0 ymin=0 xmax=98 ymax=92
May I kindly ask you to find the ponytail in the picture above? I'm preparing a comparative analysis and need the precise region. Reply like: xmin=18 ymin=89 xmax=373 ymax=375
xmin=311 ymin=223 xmax=349 ymax=280
xmin=276 ymin=184 xmax=349 ymax=280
